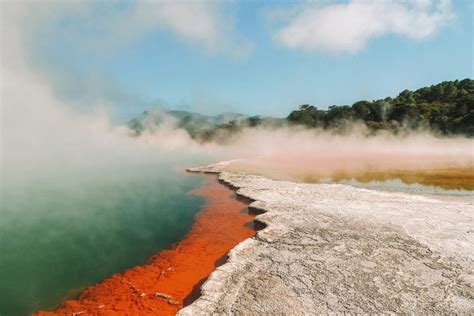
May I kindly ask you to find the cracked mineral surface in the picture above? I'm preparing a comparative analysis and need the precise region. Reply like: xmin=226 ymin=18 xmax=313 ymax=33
xmin=181 ymin=162 xmax=474 ymax=314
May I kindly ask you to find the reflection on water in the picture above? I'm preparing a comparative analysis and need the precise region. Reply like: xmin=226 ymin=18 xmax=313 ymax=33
xmin=325 ymin=179 xmax=473 ymax=202
xmin=224 ymin=159 xmax=474 ymax=191
xmin=315 ymin=168 xmax=474 ymax=191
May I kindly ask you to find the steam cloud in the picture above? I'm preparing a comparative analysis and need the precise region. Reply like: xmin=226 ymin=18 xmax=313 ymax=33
xmin=1 ymin=1 xmax=473 ymax=197
xmin=0 ymin=2 xmax=472 ymax=314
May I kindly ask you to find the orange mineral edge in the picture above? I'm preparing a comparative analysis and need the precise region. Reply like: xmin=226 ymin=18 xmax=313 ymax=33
xmin=34 ymin=175 xmax=258 ymax=316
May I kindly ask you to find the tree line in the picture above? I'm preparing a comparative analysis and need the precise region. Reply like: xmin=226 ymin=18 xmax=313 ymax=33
xmin=287 ymin=79 xmax=473 ymax=135
xmin=196 ymin=79 xmax=473 ymax=141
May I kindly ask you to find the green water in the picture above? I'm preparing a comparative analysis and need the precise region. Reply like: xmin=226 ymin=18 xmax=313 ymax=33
xmin=0 ymin=160 xmax=207 ymax=315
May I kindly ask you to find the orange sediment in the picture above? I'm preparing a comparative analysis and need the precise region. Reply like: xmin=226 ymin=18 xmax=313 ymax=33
xmin=35 ymin=175 xmax=257 ymax=316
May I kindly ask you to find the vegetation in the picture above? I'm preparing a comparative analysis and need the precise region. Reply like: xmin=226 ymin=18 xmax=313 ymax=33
xmin=130 ymin=79 xmax=473 ymax=141
xmin=194 ymin=116 xmax=286 ymax=142
xmin=287 ymin=79 xmax=474 ymax=135
xmin=127 ymin=109 xmax=248 ymax=137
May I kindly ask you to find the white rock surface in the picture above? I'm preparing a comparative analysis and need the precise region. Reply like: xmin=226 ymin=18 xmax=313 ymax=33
xmin=181 ymin=163 xmax=474 ymax=314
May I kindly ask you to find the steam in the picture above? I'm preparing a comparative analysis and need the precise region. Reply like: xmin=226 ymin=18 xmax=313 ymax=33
xmin=1 ymin=1 xmax=472 ymax=202
xmin=0 ymin=2 xmax=472 ymax=314
xmin=0 ymin=6 xmax=213 ymax=314
xmin=1 ymin=0 xmax=472 ymax=222
xmin=212 ymin=126 xmax=473 ymax=186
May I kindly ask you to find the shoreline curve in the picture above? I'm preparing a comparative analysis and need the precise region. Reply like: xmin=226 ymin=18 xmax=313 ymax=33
xmin=34 ymin=174 xmax=258 ymax=316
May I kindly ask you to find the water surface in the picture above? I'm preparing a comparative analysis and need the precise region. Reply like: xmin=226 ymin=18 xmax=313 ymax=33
xmin=224 ymin=159 xmax=474 ymax=190
xmin=0 ymin=161 xmax=206 ymax=315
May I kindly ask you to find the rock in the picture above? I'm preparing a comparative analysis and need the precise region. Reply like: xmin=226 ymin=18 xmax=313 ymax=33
xmin=155 ymin=292 xmax=172 ymax=300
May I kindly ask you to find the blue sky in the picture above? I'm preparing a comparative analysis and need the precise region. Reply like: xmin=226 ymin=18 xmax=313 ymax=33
xmin=34 ymin=0 xmax=473 ymax=119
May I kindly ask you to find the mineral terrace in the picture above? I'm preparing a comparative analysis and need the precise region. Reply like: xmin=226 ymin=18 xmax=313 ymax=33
xmin=181 ymin=162 xmax=474 ymax=314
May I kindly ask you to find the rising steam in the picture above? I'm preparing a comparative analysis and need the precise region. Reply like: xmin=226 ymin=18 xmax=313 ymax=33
xmin=0 ymin=2 xmax=472 ymax=315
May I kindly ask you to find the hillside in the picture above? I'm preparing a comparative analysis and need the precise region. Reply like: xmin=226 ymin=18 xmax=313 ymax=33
xmin=127 ymin=109 xmax=248 ymax=136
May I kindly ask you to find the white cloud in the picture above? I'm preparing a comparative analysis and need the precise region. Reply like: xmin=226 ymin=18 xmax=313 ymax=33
xmin=0 ymin=0 xmax=252 ymax=125
xmin=51 ymin=1 xmax=253 ymax=59
xmin=271 ymin=0 xmax=454 ymax=54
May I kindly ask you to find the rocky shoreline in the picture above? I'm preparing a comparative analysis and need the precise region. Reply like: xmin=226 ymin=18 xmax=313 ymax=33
xmin=181 ymin=162 xmax=474 ymax=314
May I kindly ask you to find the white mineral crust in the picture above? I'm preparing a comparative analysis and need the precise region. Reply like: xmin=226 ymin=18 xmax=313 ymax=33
xmin=180 ymin=163 xmax=474 ymax=314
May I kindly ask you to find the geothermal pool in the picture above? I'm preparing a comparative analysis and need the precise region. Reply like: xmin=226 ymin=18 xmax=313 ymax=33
xmin=35 ymin=175 xmax=258 ymax=315
xmin=223 ymin=158 xmax=474 ymax=191
xmin=0 ymin=167 xmax=206 ymax=316
xmin=1 ymin=155 xmax=472 ymax=315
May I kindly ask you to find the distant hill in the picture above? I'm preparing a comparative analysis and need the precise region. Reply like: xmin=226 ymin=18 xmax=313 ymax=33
xmin=127 ymin=108 xmax=248 ymax=136
xmin=193 ymin=115 xmax=287 ymax=142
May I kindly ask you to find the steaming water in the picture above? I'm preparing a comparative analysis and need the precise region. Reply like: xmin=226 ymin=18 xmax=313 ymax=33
xmin=0 ymin=162 xmax=207 ymax=316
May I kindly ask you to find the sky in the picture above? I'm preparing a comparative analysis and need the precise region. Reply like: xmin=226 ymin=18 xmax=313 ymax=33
xmin=17 ymin=0 xmax=474 ymax=119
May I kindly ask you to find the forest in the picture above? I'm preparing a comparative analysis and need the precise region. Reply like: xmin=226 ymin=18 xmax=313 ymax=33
xmin=130 ymin=79 xmax=473 ymax=141
xmin=287 ymin=79 xmax=473 ymax=135
xmin=196 ymin=79 xmax=473 ymax=141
